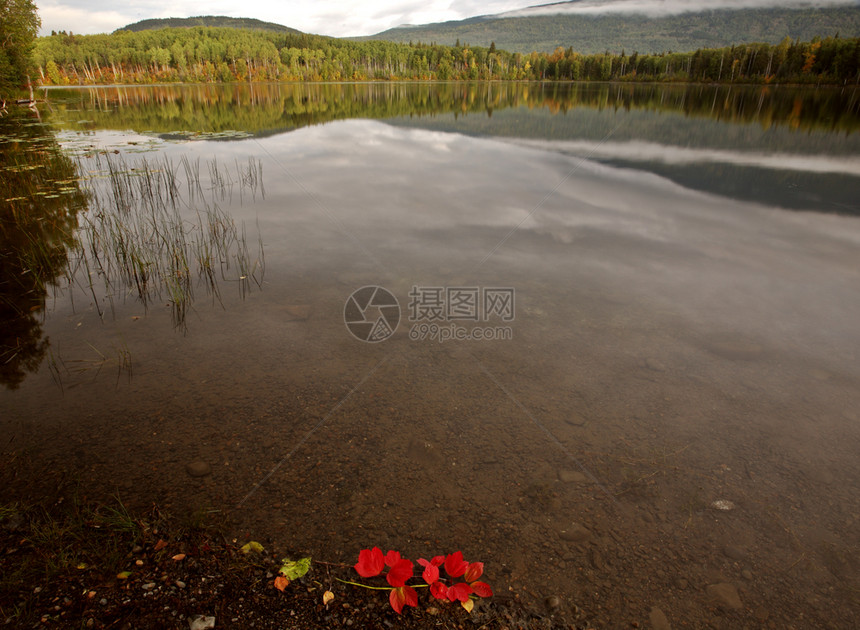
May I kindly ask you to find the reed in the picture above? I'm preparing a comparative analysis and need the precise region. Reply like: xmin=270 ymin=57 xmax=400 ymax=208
xmin=69 ymin=152 xmax=266 ymax=329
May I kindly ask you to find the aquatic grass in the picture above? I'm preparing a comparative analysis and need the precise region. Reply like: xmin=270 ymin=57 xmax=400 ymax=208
xmin=67 ymin=152 xmax=266 ymax=328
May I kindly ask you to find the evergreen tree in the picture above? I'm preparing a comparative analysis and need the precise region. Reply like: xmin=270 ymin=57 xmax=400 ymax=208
xmin=0 ymin=0 xmax=40 ymax=93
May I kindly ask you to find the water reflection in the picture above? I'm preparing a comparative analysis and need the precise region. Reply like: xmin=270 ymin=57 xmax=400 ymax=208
xmin=43 ymin=81 xmax=860 ymax=137
xmin=0 ymin=108 xmax=87 ymax=389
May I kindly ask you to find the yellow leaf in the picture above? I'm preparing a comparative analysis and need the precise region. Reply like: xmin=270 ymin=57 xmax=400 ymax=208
xmin=323 ymin=590 xmax=334 ymax=605
xmin=273 ymin=576 xmax=290 ymax=591
xmin=172 ymin=553 xmax=186 ymax=561
xmin=116 ymin=571 xmax=131 ymax=580
xmin=76 ymin=563 xmax=88 ymax=570
xmin=461 ymin=598 xmax=474 ymax=613
xmin=241 ymin=541 xmax=264 ymax=554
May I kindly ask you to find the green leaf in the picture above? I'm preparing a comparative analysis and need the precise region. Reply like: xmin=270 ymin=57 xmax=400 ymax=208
xmin=240 ymin=541 xmax=264 ymax=554
xmin=279 ymin=557 xmax=311 ymax=580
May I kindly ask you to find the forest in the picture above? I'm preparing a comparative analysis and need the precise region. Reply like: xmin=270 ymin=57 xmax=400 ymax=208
xmin=32 ymin=26 xmax=860 ymax=86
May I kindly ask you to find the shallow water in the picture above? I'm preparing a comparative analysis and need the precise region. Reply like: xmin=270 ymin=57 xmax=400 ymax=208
xmin=2 ymin=82 xmax=860 ymax=627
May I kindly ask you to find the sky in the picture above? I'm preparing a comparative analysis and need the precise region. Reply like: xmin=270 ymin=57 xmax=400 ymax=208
xmin=36 ymin=0 xmax=858 ymax=37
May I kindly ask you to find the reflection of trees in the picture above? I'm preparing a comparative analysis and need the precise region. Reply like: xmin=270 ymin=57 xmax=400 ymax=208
xmin=0 ymin=108 xmax=87 ymax=388
xmin=44 ymin=82 xmax=860 ymax=137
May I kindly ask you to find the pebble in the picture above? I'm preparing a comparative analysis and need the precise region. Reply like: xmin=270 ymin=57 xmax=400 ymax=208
xmin=710 ymin=499 xmax=735 ymax=511
xmin=558 ymin=523 xmax=591 ymax=543
xmin=723 ymin=545 xmax=746 ymax=561
xmin=675 ymin=578 xmax=688 ymax=590
xmin=741 ymin=569 xmax=753 ymax=580
xmin=186 ymin=461 xmax=212 ymax=478
xmin=565 ymin=415 xmax=587 ymax=427
xmin=189 ymin=616 xmax=216 ymax=630
xmin=142 ymin=582 xmax=156 ymax=590
xmin=706 ymin=583 xmax=743 ymax=610
xmin=649 ymin=606 xmax=671 ymax=630
xmin=99 ymin=599 xmax=108 ymax=606
xmin=558 ymin=470 xmax=588 ymax=483
xmin=545 ymin=595 xmax=562 ymax=609
xmin=176 ymin=580 xmax=187 ymax=589
xmin=754 ymin=606 xmax=770 ymax=621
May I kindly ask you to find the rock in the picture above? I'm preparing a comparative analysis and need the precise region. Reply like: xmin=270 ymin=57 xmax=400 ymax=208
xmin=142 ymin=583 xmax=156 ymax=590
xmin=710 ymin=499 xmax=735 ymax=511
xmin=565 ymin=415 xmax=587 ymax=427
xmin=590 ymin=549 xmax=605 ymax=570
xmin=644 ymin=358 xmax=666 ymax=372
xmin=723 ymin=545 xmax=746 ymax=561
xmin=558 ymin=469 xmax=588 ymax=483
xmin=186 ymin=461 xmax=211 ymax=478
xmin=176 ymin=580 xmax=187 ymax=589
xmin=649 ymin=606 xmax=671 ymax=630
xmin=545 ymin=595 xmax=562 ymax=609
xmin=559 ymin=523 xmax=591 ymax=543
xmin=741 ymin=570 xmax=753 ymax=581
xmin=282 ymin=305 xmax=311 ymax=321
xmin=189 ymin=616 xmax=215 ymax=630
xmin=706 ymin=583 xmax=742 ymax=610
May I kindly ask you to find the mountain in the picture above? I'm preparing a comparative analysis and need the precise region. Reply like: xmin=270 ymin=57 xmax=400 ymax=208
xmin=118 ymin=16 xmax=302 ymax=34
xmin=367 ymin=3 xmax=860 ymax=54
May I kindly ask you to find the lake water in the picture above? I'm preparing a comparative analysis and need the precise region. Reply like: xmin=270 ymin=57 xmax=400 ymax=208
xmin=2 ymin=82 xmax=860 ymax=627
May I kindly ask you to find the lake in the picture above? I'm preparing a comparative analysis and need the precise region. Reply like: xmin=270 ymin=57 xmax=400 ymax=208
xmin=2 ymin=81 xmax=859 ymax=627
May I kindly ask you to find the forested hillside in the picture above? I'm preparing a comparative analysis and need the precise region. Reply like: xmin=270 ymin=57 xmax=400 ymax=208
xmin=369 ymin=6 xmax=860 ymax=55
xmin=33 ymin=27 xmax=860 ymax=86
xmin=118 ymin=16 xmax=301 ymax=34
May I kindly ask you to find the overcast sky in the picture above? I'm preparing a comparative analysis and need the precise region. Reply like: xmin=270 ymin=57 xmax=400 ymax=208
xmin=36 ymin=0 xmax=858 ymax=37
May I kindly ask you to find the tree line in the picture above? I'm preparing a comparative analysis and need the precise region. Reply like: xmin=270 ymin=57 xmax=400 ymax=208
xmin=31 ymin=27 xmax=860 ymax=86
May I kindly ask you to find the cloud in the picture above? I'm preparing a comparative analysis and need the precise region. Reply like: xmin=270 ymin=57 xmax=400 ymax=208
xmin=509 ymin=138 xmax=860 ymax=177
xmin=499 ymin=0 xmax=858 ymax=19
xmin=35 ymin=0 xmax=530 ymax=37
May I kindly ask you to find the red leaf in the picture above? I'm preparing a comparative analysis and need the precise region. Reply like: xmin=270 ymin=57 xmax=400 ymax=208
xmin=389 ymin=586 xmax=418 ymax=614
xmin=430 ymin=581 xmax=449 ymax=600
xmin=403 ymin=585 xmax=418 ymax=607
xmin=389 ymin=587 xmax=405 ymax=614
xmin=463 ymin=562 xmax=483 ymax=582
xmin=355 ymin=547 xmax=384 ymax=578
xmin=386 ymin=558 xmax=414 ymax=587
xmin=384 ymin=550 xmax=403 ymax=567
xmin=430 ymin=555 xmax=445 ymax=566
xmin=418 ymin=560 xmax=439 ymax=585
xmin=273 ymin=576 xmax=289 ymax=591
xmin=444 ymin=551 xmax=468 ymax=578
xmin=447 ymin=582 xmax=473 ymax=603
xmin=470 ymin=581 xmax=493 ymax=598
